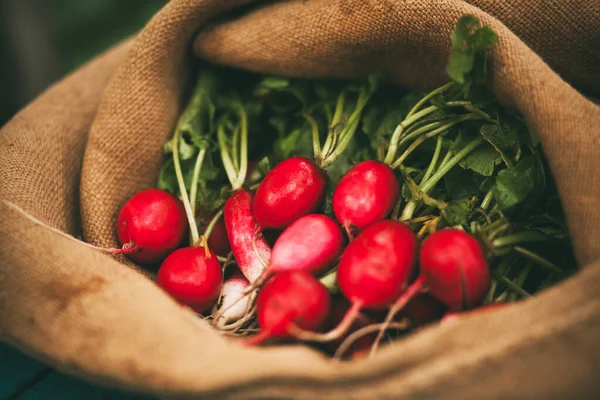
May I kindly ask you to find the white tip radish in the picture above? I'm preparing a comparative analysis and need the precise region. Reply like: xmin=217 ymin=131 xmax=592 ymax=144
xmin=213 ymin=272 xmax=253 ymax=329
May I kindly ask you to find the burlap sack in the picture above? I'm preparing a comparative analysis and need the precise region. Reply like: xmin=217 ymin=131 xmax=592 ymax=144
xmin=2 ymin=0 xmax=600 ymax=399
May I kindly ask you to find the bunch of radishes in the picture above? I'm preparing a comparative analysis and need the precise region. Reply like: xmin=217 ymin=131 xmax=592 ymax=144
xmin=105 ymin=16 xmax=577 ymax=359
xmin=113 ymin=154 xmax=499 ymax=358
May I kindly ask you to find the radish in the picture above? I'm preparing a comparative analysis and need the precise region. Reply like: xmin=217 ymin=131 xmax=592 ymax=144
xmin=116 ymin=188 xmax=187 ymax=265
xmin=156 ymin=245 xmax=222 ymax=314
xmin=441 ymin=301 xmax=508 ymax=324
xmin=242 ymin=271 xmax=331 ymax=346
xmin=252 ymin=79 xmax=379 ymax=230
xmin=213 ymin=271 xmax=253 ymax=329
xmin=224 ymin=189 xmax=271 ymax=283
xmin=332 ymin=160 xmax=400 ymax=236
xmin=290 ymin=220 xmax=418 ymax=342
xmin=214 ymin=106 xmax=273 ymax=283
xmin=418 ymin=228 xmax=491 ymax=310
xmin=253 ymin=156 xmax=327 ymax=230
xmin=372 ymin=228 xmax=491 ymax=353
xmin=266 ymin=214 xmax=343 ymax=277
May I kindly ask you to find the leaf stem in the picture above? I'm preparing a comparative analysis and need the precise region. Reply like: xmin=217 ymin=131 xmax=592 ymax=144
xmin=507 ymin=263 xmax=533 ymax=302
xmin=439 ymin=147 xmax=454 ymax=169
xmin=480 ymin=189 xmax=494 ymax=211
xmin=491 ymin=270 xmax=532 ymax=298
xmin=320 ymin=86 xmax=373 ymax=168
xmin=401 ymin=137 xmax=484 ymax=220
xmin=492 ymin=230 xmax=550 ymax=248
xmin=397 ymin=121 xmax=446 ymax=150
xmin=172 ymin=128 xmax=200 ymax=244
xmin=321 ymin=91 xmax=346 ymax=160
xmin=203 ymin=208 xmax=224 ymax=242
xmin=231 ymin=125 xmax=240 ymax=173
xmin=485 ymin=254 xmax=515 ymax=303
xmin=513 ymin=246 xmax=566 ymax=276
xmin=218 ymin=119 xmax=238 ymax=189
xmin=303 ymin=112 xmax=321 ymax=160
xmin=421 ymin=136 xmax=443 ymax=184
xmin=405 ymin=82 xmax=453 ymax=119
xmin=384 ymin=105 xmax=439 ymax=164
xmin=189 ymin=148 xmax=207 ymax=218
xmin=391 ymin=114 xmax=478 ymax=170
xmin=236 ymin=105 xmax=249 ymax=189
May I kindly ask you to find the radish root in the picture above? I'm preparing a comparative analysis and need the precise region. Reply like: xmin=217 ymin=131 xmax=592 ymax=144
xmin=333 ymin=321 xmax=409 ymax=362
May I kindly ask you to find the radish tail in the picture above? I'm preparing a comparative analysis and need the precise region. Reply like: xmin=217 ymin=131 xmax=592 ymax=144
xmin=288 ymin=301 xmax=363 ymax=343
xmin=211 ymin=270 xmax=271 ymax=324
xmin=333 ymin=321 xmax=409 ymax=361
xmin=370 ymin=277 xmax=425 ymax=357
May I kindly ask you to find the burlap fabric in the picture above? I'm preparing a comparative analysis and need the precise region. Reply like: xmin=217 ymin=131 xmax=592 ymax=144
xmin=2 ymin=0 xmax=600 ymax=399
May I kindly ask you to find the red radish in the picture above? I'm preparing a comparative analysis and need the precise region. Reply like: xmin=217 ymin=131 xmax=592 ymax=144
xmin=117 ymin=188 xmax=187 ymax=264
xmin=213 ymin=271 xmax=252 ymax=329
xmin=268 ymin=214 xmax=343 ymax=276
xmin=441 ymin=302 xmax=508 ymax=324
xmin=290 ymin=220 xmax=418 ymax=342
xmin=224 ymin=189 xmax=272 ymax=283
xmin=242 ymin=271 xmax=331 ymax=346
xmin=156 ymin=246 xmax=222 ymax=314
xmin=253 ymin=157 xmax=327 ymax=229
xmin=419 ymin=228 xmax=491 ymax=310
xmin=333 ymin=160 xmax=400 ymax=235
xmin=373 ymin=228 xmax=491 ymax=352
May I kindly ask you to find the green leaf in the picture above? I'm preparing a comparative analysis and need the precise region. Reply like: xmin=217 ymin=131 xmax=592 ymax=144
xmin=444 ymin=165 xmax=484 ymax=198
xmin=162 ymin=139 xmax=174 ymax=154
xmin=479 ymin=176 xmax=495 ymax=192
xmin=198 ymin=153 xmax=220 ymax=182
xmin=459 ymin=143 xmax=502 ymax=176
xmin=257 ymin=156 xmax=272 ymax=176
xmin=471 ymin=26 xmax=499 ymax=52
xmin=273 ymin=123 xmax=313 ymax=160
xmin=493 ymin=155 xmax=545 ymax=210
xmin=157 ymin=158 xmax=177 ymax=194
xmin=447 ymin=51 xmax=474 ymax=84
xmin=269 ymin=116 xmax=289 ymax=138
xmin=178 ymin=69 xmax=218 ymax=150
xmin=480 ymin=123 xmax=520 ymax=167
xmin=447 ymin=15 xmax=498 ymax=86
xmin=362 ymin=103 xmax=405 ymax=154
xmin=255 ymin=77 xmax=308 ymax=111
xmin=178 ymin=137 xmax=197 ymax=160
xmin=258 ymin=77 xmax=290 ymax=90
xmin=442 ymin=197 xmax=476 ymax=226
xmin=452 ymin=15 xmax=480 ymax=50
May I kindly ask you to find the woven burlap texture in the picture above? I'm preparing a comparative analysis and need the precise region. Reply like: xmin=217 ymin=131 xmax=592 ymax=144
xmin=2 ymin=0 xmax=600 ymax=399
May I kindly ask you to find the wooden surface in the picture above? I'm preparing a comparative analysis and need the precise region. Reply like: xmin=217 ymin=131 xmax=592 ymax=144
xmin=0 ymin=343 xmax=146 ymax=400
